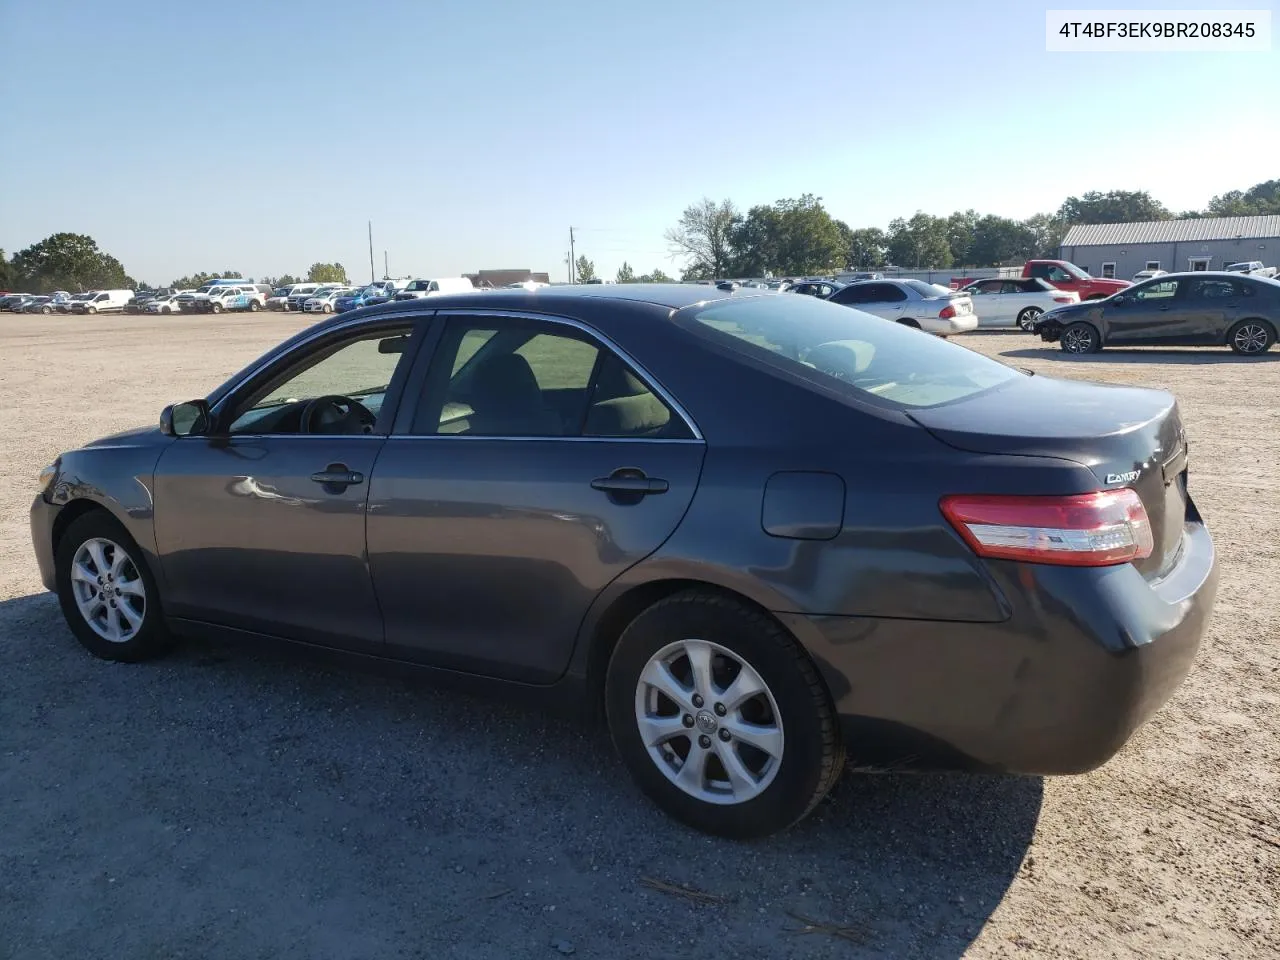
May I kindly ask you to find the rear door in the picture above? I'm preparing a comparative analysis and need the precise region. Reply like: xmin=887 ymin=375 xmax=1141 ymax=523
xmin=1181 ymin=276 xmax=1248 ymax=344
xmin=365 ymin=311 xmax=706 ymax=683
xmin=829 ymin=282 xmax=906 ymax=321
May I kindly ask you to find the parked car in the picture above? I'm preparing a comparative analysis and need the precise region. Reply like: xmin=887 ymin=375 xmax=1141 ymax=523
xmin=1023 ymin=259 xmax=1130 ymax=301
xmin=392 ymin=277 xmax=476 ymax=301
xmin=335 ymin=281 xmax=401 ymax=313
xmin=20 ymin=296 xmax=54 ymax=314
xmin=303 ymin=286 xmax=354 ymax=313
xmin=790 ymin=280 xmax=845 ymax=298
xmin=1032 ymin=272 xmax=1280 ymax=355
xmin=1132 ymin=269 xmax=1168 ymax=282
xmin=265 ymin=287 xmax=293 ymax=311
xmin=1224 ymin=261 xmax=1277 ymax=278
xmin=30 ymin=285 xmax=1218 ymax=838
xmin=504 ymin=281 xmax=551 ymax=292
xmin=202 ymin=285 xmax=266 ymax=314
xmin=827 ymin=279 xmax=978 ymax=336
xmin=57 ymin=293 xmax=96 ymax=314
xmin=125 ymin=288 xmax=178 ymax=314
xmin=143 ymin=294 xmax=183 ymax=315
xmin=285 ymin=283 xmax=325 ymax=311
xmin=845 ymin=271 xmax=884 ymax=281
xmin=70 ymin=289 xmax=134 ymax=314
xmin=961 ymin=277 xmax=1080 ymax=330
xmin=0 ymin=293 xmax=35 ymax=311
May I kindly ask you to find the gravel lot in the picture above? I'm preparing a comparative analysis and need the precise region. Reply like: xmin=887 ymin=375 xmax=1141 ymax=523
xmin=1 ymin=312 xmax=1276 ymax=960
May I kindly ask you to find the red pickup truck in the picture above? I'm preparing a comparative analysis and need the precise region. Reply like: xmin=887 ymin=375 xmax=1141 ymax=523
xmin=951 ymin=261 xmax=1130 ymax=300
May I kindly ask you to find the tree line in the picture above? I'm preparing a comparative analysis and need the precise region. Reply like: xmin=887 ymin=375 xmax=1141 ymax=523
xmin=0 ymin=234 xmax=353 ymax=295
xmin=664 ymin=178 xmax=1280 ymax=279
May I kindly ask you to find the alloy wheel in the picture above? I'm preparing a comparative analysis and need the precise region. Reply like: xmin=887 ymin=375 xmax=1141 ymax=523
xmin=69 ymin=537 xmax=146 ymax=643
xmin=1233 ymin=322 xmax=1269 ymax=354
xmin=1018 ymin=307 xmax=1043 ymax=331
xmin=634 ymin=638 xmax=784 ymax=805
xmin=1062 ymin=325 xmax=1095 ymax=353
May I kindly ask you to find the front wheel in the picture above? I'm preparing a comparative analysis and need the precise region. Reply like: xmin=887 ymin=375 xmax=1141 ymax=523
xmin=54 ymin=510 xmax=173 ymax=662
xmin=249 ymin=300 xmax=261 ymax=312
xmin=605 ymin=590 xmax=843 ymax=839
xmin=41 ymin=306 xmax=52 ymax=314
xmin=161 ymin=306 xmax=171 ymax=314
xmin=210 ymin=303 xmax=222 ymax=314
xmin=1060 ymin=321 xmax=1101 ymax=354
xmin=322 ymin=303 xmax=333 ymax=313
xmin=1017 ymin=307 xmax=1043 ymax=331
xmin=1228 ymin=320 xmax=1274 ymax=355
xmin=86 ymin=306 xmax=97 ymax=314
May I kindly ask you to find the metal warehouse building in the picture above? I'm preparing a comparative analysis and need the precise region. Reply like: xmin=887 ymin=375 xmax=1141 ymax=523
xmin=1057 ymin=215 xmax=1280 ymax=281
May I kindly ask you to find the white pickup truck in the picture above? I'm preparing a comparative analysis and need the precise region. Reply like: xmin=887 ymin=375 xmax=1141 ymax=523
xmin=1225 ymin=261 xmax=1278 ymax=278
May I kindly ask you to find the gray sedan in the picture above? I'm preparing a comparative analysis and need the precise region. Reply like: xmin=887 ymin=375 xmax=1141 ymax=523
xmin=31 ymin=285 xmax=1217 ymax=837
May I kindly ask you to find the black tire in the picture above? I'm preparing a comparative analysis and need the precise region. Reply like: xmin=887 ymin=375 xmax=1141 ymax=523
xmin=86 ymin=306 xmax=97 ymax=314
xmin=1227 ymin=319 xmax=1275 ymax=355
xmin=1017 ymin=307 xmax=1043 ymax=331
xmin=249 ymin=300 xmax=261 ymax=312
xmin=605 ymin=589 xmax=843 ymax=839
xmin=897 ymin=318 xmax=921 ymax=329
xmin=210 ymin=303 xmax=222 ymax=314
xmin=54 ymin=509 xmax=173 ymax=663
xmin=1060 ymin=321 xmax=1101 ymax=354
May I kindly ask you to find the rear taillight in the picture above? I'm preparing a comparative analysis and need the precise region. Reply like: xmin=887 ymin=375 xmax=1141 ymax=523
xmin=939 ymin=304 xmax=957 ymax=319
xmin=939 ymin=490 xmax=1153 ymax=566
xmin=1053 ymin=296 xmax=1072 ymax=303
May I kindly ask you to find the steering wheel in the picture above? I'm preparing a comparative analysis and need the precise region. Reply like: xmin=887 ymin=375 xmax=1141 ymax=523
xmin=299 ymin=395 xmax=376 ymax=435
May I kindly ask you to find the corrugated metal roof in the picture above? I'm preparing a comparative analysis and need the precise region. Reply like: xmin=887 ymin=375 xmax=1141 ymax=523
xmin=1061 ymin=215 xmax=1280 ymax=247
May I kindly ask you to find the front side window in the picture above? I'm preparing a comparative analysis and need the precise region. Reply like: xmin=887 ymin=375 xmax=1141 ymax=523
xmin=412 ymin=318 xmax=689 ymax=439
xmin=680 ymin=294 xmax=1021 ymax=410
xmin=227 ymin=325 xmax=415 ymax=435
xmin=1133 ymin=280 xmax=1179 ymax=301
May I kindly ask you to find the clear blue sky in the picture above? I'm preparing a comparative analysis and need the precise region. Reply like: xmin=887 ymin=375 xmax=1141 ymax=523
xmin=1 ymin=0 xmax=1276 ymax=285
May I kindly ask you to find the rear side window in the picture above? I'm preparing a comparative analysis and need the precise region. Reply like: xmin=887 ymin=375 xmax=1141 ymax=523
xmin=680 ymin=294 xmax=1021 ymax=410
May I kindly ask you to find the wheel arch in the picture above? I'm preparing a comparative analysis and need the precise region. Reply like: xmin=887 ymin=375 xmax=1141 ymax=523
xmin=1227 ymin=315 xmax=1277 ymax=340
xmin=576 ymin=575 xmax=832 ymax=719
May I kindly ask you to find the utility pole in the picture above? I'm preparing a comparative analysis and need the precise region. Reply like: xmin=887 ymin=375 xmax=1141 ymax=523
xmin=384 ymin=251 xmax=389 ymax=279
xmin=368 ymin=221 xmax=376 ymax=282
xmin=569 ymin=226 xmax=576 ymax=284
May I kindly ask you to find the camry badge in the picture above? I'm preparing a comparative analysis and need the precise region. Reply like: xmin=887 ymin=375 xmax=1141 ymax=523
xmin=1105 ymin=471 xmax=1141 ymax=484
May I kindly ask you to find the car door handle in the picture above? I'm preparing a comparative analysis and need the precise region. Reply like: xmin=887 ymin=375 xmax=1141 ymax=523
xmin=590 ymin=468 xmax=669 ymax=503
xmin=310 ymin=464 xmax=364 ymax=487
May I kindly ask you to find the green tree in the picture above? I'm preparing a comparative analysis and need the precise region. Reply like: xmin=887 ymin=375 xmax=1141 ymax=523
xmin=1206 ymin=179 xmax=1280 ymax=216
xmin=946 ymin=209 xmax=980 ymax=265
xmin=10 ymin=233 xmax=133 ymax=293
xmin=1056 ymin=190 xmax=1171 ymax=225
xmin=615 ymin=261 xmax=635 ymax=283
xmin=729 ymin=195 xmax=845 ymax=276
xmin=969 ymin=215 xmax=1038 ymax=265
xmin=680 ymin=262 xmax=714 ymax=281
xmin=887 ymin=213 xmax=953 ymax=268
xmin=1021 ymin=213 xmax=1067 ymax=257
xmin=307 ymin=262 xmax=348 ymax=284
xmin=846 ymin=227 xmax=888 ymax=268
xmin=574 ymin=255 xmax=596 ymax=282
xmin=729 ymin=204 xmax=784 ymax=276
xmin=665 ymin=197 xmax=740 ymax=278
xmin=635 ymin=267 xmax=673 ymax=282
xmin=0 ymin=249 xmax=15 ymax=290
xmin=170 ymin=270 xmax=242 ymax=289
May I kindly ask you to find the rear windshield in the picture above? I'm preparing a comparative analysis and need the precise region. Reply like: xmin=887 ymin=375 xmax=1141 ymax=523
xmin=902 ymin=279 xmax=952 ymax=298
xmin=680 ymin=294 xmax=1021 ymax=410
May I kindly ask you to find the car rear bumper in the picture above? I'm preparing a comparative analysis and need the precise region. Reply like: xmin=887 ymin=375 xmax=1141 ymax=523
xmin=919 ymin=314 xmax=979 ymax=336
xmin=779 ymin=518 xmax=1217 ymax=775
xmin=30 ymin=495 xmax=59 ymax=592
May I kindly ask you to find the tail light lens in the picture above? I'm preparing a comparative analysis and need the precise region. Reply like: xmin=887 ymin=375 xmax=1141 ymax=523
xmin=940 ymin=490 xmax=1153 ymax=566
xmin=939 ymin=304 xmax=957 ymax=319
xmin=1052 ymin=296 xmax=1073 ymax=303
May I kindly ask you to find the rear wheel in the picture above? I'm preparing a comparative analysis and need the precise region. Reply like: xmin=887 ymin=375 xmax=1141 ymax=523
xmin=210 ymin=303 xmax=222 ymax=314
xmin=605 ymin=589 xmax=843 ymax=839
xmin=86 ymin=306 xmax=97 ymax=314
xmin=897 ymin=318 xmax=921 ymax=329
xmin=323 ymin=303 xmax=333 ymax=313
xmin=161 ymin=306 xmax=171 ymax=314
xmin=54 ymin=510 xmax=173 ymax=662
xmin=1060 ymin=321 xmax=1101 ymax=354
xmin=41 ymin=306 xmax=52 ymax=314
xmin=249 ymin=300 xmax=261 ymax=312
xmin=1017 ymin=307 xmax=1043 ymax=331
xmin=1227 ymin=319 xmax=1274 ymax=355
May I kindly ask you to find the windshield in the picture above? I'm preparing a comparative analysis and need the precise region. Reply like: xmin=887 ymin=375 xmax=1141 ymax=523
xmin=405 ymin=279 xmax=430 ymax=291
xmin=680 ymin=294 xmax=1021 ymax=410
xmin=1064 ymin=262 xmax=1090 ymax=279
xmin=902 ymin=279 xmax=953 ymax=298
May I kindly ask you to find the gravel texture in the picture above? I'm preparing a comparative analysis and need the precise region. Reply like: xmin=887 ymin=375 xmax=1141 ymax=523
xmin=1 ymin=313 xmax=1276 ymax=959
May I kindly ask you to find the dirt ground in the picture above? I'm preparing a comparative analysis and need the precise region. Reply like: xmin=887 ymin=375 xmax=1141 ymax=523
xmin=0 ymin=311 xmax=1276 ymax=960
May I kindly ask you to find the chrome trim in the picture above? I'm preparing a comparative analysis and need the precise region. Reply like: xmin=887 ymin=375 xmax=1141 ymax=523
xmin=386 ymin=435 xmax=704 ymax=445
xmin=430 ymin=308 xmax=705 ymax=442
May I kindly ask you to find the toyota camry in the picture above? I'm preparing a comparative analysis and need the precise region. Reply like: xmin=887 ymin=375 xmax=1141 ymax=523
xmin=31 ymin=285 xmax=1218 ymax=838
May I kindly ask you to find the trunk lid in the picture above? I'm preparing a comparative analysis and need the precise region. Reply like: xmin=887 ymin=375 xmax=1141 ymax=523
xmin=910 ymin=374 xmax=1189 ymax=578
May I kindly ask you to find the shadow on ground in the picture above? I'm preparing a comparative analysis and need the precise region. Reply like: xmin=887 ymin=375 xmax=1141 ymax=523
xmin=0 ymin=592 xmax=1042 ymax=960
xmin=1000 ymin=345 xmax=1280 ymax=365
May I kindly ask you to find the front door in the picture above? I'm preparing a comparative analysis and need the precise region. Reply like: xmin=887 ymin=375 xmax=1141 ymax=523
xmin=1104 ymin=277 xmax=1184 ymax=345
xmin=153 ymin=320 xmax=421 ymax=648
xmin=366 ymin=313 xmax=706 ymax=683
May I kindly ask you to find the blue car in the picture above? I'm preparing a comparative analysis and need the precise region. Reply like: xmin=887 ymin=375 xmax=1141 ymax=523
xmin=335 ymin=282 xmax=396 ymax=313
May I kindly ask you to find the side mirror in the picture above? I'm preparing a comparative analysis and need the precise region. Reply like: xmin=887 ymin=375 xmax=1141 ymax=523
xmin=160 ymin=399 xmax=211 ymax=437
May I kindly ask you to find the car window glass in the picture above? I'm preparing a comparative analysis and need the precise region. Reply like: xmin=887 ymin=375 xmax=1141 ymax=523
xmin=583 ymin=351 xmax=690 ymax=439
xmin=416 ymin=322 xmax=599 ymax=436
xmin=1189 ymin=279 xmax=1238 ymax=299
xmin=228 ymin=327 xmax=415 ymax=434
xmin=1133 ymin=280 xmax=1179 ymax=301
